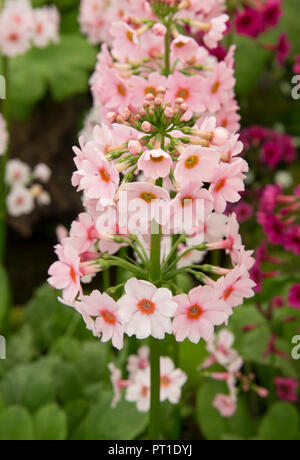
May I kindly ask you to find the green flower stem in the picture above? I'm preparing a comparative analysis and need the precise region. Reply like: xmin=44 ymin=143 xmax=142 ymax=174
xmin=98 ymin=255 xmax=147 ymax=279
xmin=164 ymin=24 xmax=171 ymax=77
xmin=163 ymin=244 xmax=208 ymax=275
xmin=0 ymin=56 xmax=10 ymax=265
xmin=102 ymin=269 xmax=110 ymax=291
xmin=149 ymin=222 xmax=162 ymax=440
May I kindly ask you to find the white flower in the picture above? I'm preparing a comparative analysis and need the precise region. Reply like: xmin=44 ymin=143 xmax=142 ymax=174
xmin=7 ymin=185 xmax=34 ymax=217
xmin=5 ymin=159 xmax=31 ymax=186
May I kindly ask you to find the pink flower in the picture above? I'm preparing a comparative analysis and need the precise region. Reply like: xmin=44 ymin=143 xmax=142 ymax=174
xmin=0 ymin=0 xmax=33 ymax=57
xmin=70 ymin=212 xmax=99 ymax=254
xmin=118 ymin=278 xmax=177 ymax=340
xmin=48 ymin=241 xmax=82 ymax=303
xmin=166 ymin=72 xmax=206 ymax=117
xmin=260 ymin=141 xmax=282 ymax=168
xmin=32 ymin=6 xmax=60 ymax=48
xmin=128 ymin=72 xmax=168 ymax=108
xmin=173 ymin=285 xmax=231 ymax=344
xmin=274 ymin=33 xmax=292 ymax=67
xmin=170 ymin=183 xmax=213 ymax=234
xmin=127 ymin=346 xmax=150 ymax=377
xmin=274 ymin=377 xmax=298 ymax=403
xmin=93 ymin=68 xmax=133 ymax=113
xmin=126 ymin=369 xmax=151 ymax=412
xmin=174 ymin=145 xmax=220 ymax=185
xmin=33 ymin=163 xmax=51 ymax=183
xmin=137 ymin=149 xmax=172 ymax=179
xmin=209 ymin=160 xmax=245 ymax=213
xmin=78 ymin=149 xmax=119 ymax=201
xmin=215 ymin=265 xmax=256 ymax=309
xmin=159 ymin=357 xmax=187 ymax=404
xmin=288 ymin=285 xmax=300 ymax=311
xmin=78 ymin=290 xmax=124 ymax=349
xmin=203 ymin=14 xmax=229 ymax=49
xmin=108 ymin=363 xmax=132 ymax=408
xmin=205 ymin=330 xmax=243 ymax=373
xmin=204 ymin=62 xmax=235 ymax=113
xmin=213 ymin=394 xmax=236 ymax=418
xmin=5 ymin=159 xmax=30 ymax=186
xmin=118 ymin=182 xmax=170 ymax=231
xmin=110 ymin=21 xmax=141 ymax=62
xmin=171 ymin=34 xmax=199 ymax=63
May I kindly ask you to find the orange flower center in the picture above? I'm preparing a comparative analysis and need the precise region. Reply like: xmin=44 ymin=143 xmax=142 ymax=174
xmin=140 ymin=192 xmax=156 ymax=203
xmin=99 ymin=167 xmax=110 ymax=183
xmin=101 ymin=309 xmax=116 ymax=325
xmin=223 ymin=285 xmax=234 ymax=300
xmin=175 ymin=40 xmax=186 ymax=48
xmin=36 ymin=23 xmax=43 ymax=34
xmin=117 ymin=83 xmax=127 ymax=97
xmin=127 ymin=30 xmax=134 ymax=43
xmin=185 ymin=155 xmax=198 ymax=169
xmin=176 ymin=88 xmax=189 ymax=100
xmin=187 ymin=304 xmax=203 ymax=320
xmin=211 ymin=81 xmax=220 ymax=94
xmin=150 ymin=154 xmax=164 ymax=163
xmin=181 ymin=195 xmax=193 ymax=207
xmin=145 ymin=86 xmax=157 ymax=96
xmin=215 ymin=177 xmax=226 ymax=192
xmin=137 ymin=298 xmax=155 ymax=315
xmin=141 ymin=386 xmax=149 ymax=397
xmin=160 ymin=375 xmax=171 ymax=387
xmin=70 ymin=266 xmax=77 ymax=283
xmin=9 ymin=32 xmax=19 ymax=42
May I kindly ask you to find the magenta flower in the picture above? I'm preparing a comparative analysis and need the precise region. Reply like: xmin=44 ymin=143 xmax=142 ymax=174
xmin=284 ymin=226 xmax=300 ymax=255
xmin=288 ymin=285 xmax=300 ymax=311
xmin=275 ymin=34 xmax=292 ymax=66
xmin=260 ymin=141 xmax=282 ymax=168
xmin=293 ymin=55 xmax=300 ymax=74
xmin=262 ymin=0 xmax=282 ymax=28
xmin=235 ymin=8 xmax=263 ymax=38
xmin=274 ymin=377 xmax=298 ymax=403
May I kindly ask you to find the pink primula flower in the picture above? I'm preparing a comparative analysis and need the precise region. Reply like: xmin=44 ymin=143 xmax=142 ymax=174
xmin=174 ymin=145 xmax=220 ymax=185
xmin=173 ymin=285 xmax=231 ymax=344
xmin=137 ymin=149 xmax=172 ymax=179
xmin=215 ymin=265 xmax=256 ymax=309
xmin=79 ymin=290 xmax=125 ymax=350
xmin=48 ymin=241 xmax=82 ymax=303
xmin=118 ymin=278 xmax=177 ymax=340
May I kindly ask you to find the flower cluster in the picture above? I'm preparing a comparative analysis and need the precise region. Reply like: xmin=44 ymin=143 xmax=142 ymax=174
xmin=49 ymin=1 xmax=254 ymax=356
xmin=257 ymin=184 xmax=300 ymax=255
xmin=108 ymin=345 xmax=187 ymax=411
xmin=202 ymin=330 xmax=268 ymax=418
xmin=241 ymin=126 xmax=297 ymax=169
xmin=0 ymin=113 xmax=8 ymax=156
xmin=0 ymin=0 xmax=60 ymax=57
xmin=235 ymin=0 xmax=282 ymax=39
xmin=80 ymin=0 xmax=240 ymax=135
xmin=5 ymin=159 xmax=51 ymax=217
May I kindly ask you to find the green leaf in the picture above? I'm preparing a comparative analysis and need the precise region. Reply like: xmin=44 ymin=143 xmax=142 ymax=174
xmin=52 ymin=361 xmax=84 ymax=404
xmin=25 ymin=284 xmax=88 ymax=350
xmin=72 ymin=391 xmax=148 ymax=440
xmin=258 ymin=402 xmax=300 ymax=441
xmin=0 ymin=359 xmax=54 ymax=412
xmin=196 ymin=381 xmax=254 ymax=440
xmin=0 ymin=406 xmax=34 ymax=440
xmin=0 ymin=265 xmax=10 ymax=331
xmin=234 ymin=35 xmax=269 ymax=96
xmin=8 ymin=34 xmax=97 ymax=120
xmin=34 ymin=404 xmax=67 ymax=441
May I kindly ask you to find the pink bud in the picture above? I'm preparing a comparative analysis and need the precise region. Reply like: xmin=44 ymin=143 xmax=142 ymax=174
xmin=256 ymin=387 xmax=269 ymax=398
xmin=141 ymin=121 xmax=153 ymax=133
xmin=164 ymin=107 xmax=174 ymax=118
xmin=107 ymin=112 xmax=117 ymax=123
xmin=128 ymin=140 xmax=142 ymax=155
xmin=152 ymin=23 xmax=167 ymax=36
